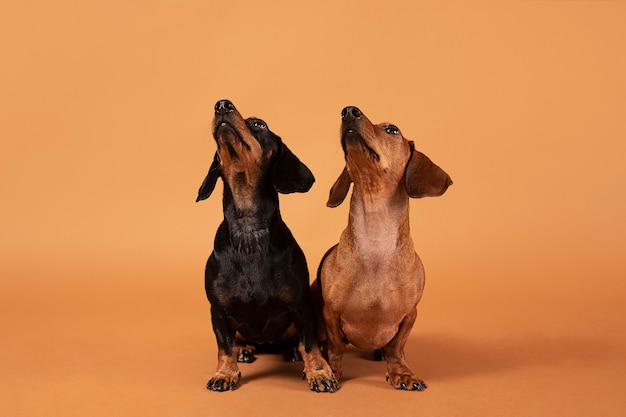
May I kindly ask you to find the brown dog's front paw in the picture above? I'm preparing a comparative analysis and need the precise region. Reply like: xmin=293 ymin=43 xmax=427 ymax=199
xmin=206 ymin=371 xmax=242 ymax=392
xmin=303 ymin=368 xmax=340 ymax=393
xmin=386 ymin=373 xmax=428 ymax=391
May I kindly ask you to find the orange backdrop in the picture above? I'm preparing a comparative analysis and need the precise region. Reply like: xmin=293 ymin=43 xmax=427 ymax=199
xmin=1 ymin=1 xmax=625 ymax=416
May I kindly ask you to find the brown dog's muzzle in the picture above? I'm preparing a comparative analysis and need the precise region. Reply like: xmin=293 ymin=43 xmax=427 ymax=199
xmin=340 ymin=106 xmax=379 ymax=161
xmin=341 ymin=106 xmax=365 ymax=136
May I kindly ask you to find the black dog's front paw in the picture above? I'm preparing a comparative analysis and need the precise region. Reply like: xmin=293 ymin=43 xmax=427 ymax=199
xmin=206 ymin=371 xmax=242 ymax=392
xmin=285 ymin=345 xmax=303 ymax=362
xmin=304 ymin=368 xmax=340 ymax=393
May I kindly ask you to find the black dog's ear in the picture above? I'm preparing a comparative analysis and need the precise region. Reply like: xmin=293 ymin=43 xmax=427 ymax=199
xmin=404 ymin=141 xmax=453 ymax=198
xmin=272 ymin=142 xmax=315 ymax=194
xmin=196 ymin=152 xmax=221 ymax=202
xmin=327 ymin=166 xmax=352 ymax=208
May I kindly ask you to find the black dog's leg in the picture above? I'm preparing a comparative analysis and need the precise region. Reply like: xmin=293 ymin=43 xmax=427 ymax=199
xmin=206 ymin=305 xmax=241 ymax=391
xmin=292 ymin=304 xmax=339 ymax=392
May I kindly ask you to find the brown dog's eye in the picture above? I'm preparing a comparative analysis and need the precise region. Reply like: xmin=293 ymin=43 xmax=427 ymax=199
xmin=385 ymin=125 xmax=400 ymax=135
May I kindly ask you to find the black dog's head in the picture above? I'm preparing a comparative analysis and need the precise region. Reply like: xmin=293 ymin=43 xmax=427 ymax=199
xmin=196 ymin=100 xmax=315 ymax=206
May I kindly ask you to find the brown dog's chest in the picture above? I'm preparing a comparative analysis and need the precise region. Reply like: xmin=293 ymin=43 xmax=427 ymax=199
xmin=339 ymin=283 xmax=419 ymax=350
xmin=321 ymin=244 xmax=424 ymax=350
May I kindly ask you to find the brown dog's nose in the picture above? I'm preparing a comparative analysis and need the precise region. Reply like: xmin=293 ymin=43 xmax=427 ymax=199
xmin=215 ymin=99 xmax=235 ymax=115
xmin=341 ymin=106 xmax=362 ymax=121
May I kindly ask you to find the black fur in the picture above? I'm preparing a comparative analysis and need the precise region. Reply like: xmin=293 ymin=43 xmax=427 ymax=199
xmin=197 ymin=100 xmax=320 ymax=368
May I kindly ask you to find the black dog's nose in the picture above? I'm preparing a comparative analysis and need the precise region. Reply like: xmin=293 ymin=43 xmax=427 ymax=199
xmin=215 ymin=99 xmax=235 ymax=115
xmin=342 ymin=106 xmax=362 ymax=120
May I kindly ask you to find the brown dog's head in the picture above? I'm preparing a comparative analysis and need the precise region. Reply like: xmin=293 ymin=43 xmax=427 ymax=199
xmin=196 ymin=100 xmax=314 ymax=204
xmin=327 ymin=106 xmax=452 ymax=207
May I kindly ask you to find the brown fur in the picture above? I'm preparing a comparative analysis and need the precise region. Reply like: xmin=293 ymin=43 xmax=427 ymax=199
xmin=313 ymin=106 xmax=452 ymax=390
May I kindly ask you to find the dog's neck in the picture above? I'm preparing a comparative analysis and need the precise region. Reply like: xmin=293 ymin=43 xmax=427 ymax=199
xmin=344 ymin=183 xmax=413 ymax=256
xmin=222 ymin=180 xmax=279 ymax=254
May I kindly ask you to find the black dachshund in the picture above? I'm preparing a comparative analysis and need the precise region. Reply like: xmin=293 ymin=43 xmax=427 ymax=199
xmin=196 ymin=100 xmax=338 ymax=392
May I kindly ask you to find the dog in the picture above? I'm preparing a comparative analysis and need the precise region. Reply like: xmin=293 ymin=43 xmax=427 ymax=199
xmin=312 ymin=106 xmax=452 ymax=390
xmin=196 ymin=99 xmax=338 ymax=392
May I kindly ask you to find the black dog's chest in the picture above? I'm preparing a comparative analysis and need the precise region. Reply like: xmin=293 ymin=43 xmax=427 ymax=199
xmin=214 ymin=247 xmax=292 ymax=304
xmin=204 ymin=211 xmax=308 ymax=344
xmin=213 ymin=262 xmax=294 ymax=342
xmin=217 ymin=262 xmax=281 ymax=305
xmin=206 ymin=229 xmax=300 ymax=342
xmin=226 ymin=297 xmax=292 ymax=342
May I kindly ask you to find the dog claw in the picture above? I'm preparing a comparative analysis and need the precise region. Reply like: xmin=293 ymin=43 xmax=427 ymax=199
xmin=285 ymin=347 xmax=303 ymax=362
xmin=304 ymin=372 xmax=339 ymax=393
xmin=237 ymin=348 xmax=256 ymax=363
xmin=322 ymin=380 xmax=331 ymax=392
xmin=326 ymin=379 xmax=339 ymax=393
xmin=387 ymin=372 xmax=427 ymax=391
xmin=206 ymin=372 xmax=240 ymax=392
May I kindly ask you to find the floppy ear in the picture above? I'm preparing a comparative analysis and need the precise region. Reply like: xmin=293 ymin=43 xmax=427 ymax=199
xmin=326 ymin=166 xmax=352 ymax=208
xmin=404 ymin=141 xmax=453 ymax=198
xmin=272 ymin=142 xmax=315 ymax=194
xmin=196 ymin=152 xmax=221 ymax=202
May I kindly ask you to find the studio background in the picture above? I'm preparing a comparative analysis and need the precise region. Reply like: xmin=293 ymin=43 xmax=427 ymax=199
xmin=1 ymin=1 xmax=625 ymax=416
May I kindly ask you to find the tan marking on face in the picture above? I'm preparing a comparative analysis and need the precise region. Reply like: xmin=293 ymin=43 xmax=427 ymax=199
xmin=213 ymin=110 xmax=266 ymax=211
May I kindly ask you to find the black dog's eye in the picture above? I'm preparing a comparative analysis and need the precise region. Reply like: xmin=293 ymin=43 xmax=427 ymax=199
xmin=385 ymin=125 xmax=400 ymax=135
xmin=253 ymin=120 xmax=267 ymax=129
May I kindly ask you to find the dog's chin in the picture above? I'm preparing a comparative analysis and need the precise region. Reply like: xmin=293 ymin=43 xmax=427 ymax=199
xmin=215 ymin=122 xmax=251 ymax=151
xmin=342 ymin=131 xmax=380 ymax=162
xmin=215 ymin=121 xmax=237 ymax=138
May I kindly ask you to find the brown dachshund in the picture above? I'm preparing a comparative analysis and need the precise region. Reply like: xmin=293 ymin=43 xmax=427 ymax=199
xmin=313 ymin=106 xmax=452 ymax=390
xmin=197 ymin=100 xmax=338 ymax=392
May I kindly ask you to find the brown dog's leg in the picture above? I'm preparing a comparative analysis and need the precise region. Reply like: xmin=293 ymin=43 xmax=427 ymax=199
xmin=384 ymin=309 xmax=428 ymax=391
xmin=323 ymin=314 xmax=347 ymax=381
xmin=309 ymin=278 xmax=327 ymax=353
xmin=206 ymin=343 xmax=242 ymax=391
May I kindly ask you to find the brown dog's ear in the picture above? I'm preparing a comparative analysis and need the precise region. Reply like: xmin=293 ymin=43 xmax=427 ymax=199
xmin=272 ymin=142 xmax=315 ymax=194
xmin=196 ymin=152 xmax=221 ymax=202
xmin=327 ymin=166 xmax=352 ymax=207
xmin=404 ymin=141 xmax=453 ymax=198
